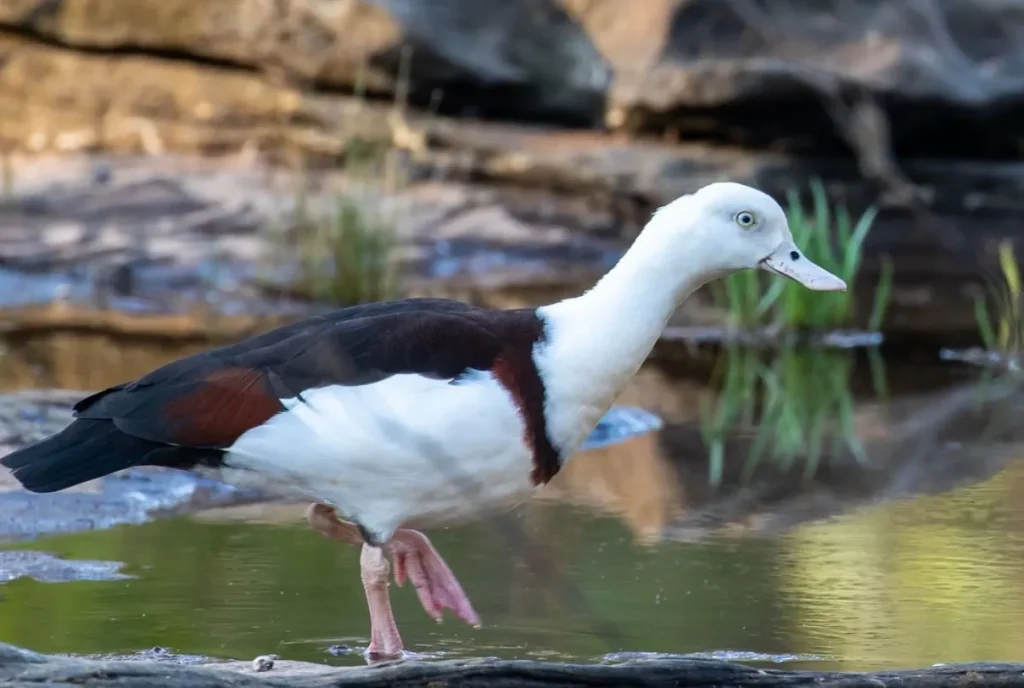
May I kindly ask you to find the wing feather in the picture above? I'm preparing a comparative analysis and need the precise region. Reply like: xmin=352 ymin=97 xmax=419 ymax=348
xmin=73 ymin=302 xmax=523 ymax=449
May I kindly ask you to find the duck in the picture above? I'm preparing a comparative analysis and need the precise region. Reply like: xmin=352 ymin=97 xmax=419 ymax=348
xmin=0 ymin=181 xmax=845 ymax=658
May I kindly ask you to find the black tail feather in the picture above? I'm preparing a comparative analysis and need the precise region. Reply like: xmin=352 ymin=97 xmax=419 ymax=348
xmin=0 ymin=419 xmax=219 ymax=493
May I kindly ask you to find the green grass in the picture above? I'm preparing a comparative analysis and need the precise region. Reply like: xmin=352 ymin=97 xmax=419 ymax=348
xmin=260 ymin=46 xmax=421 ymax=309
xmin=974 ymin=239 xmax=1024 ymax=360
xmin=264 ymin=74 xmax=411 ymax=308
xmin=710 ymin=180 xmax=893 ymax=332
xmin=284 ymin=185 xmax=400 ymax=307
xmin=699 ymin=344 xmax=887 ymax=486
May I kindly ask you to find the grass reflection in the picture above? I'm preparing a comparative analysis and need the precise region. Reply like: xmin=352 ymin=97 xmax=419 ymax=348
xmin=700 ymin=345 xmax=886 ymax=485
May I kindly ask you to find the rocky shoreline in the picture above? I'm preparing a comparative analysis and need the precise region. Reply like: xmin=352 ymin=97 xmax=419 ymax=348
xmin=0 ymin=641 xmax=1020 ymax=687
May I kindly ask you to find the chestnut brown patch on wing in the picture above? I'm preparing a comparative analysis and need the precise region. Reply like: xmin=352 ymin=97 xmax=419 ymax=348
xmin=161 ymin=367 xmax=283 ymax=447
xmin=491 ymin=352 xmax=560 ymax=485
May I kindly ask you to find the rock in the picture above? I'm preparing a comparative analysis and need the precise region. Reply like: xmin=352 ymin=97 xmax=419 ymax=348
xmin=0 ymin=34 xmax=306 ymax=155
xmin=569 ymin=0 xmax=1024 ymax=152
xmin=0 ymin=461 xmax=260 ymax=540
xmin=0 ymin=151 xmax=621 ymax=319
xmin=0 ymin=389 xmax=263 ymax=539
xmin=0 ymin=550 xmax=130 ymax=583
xmin=5 ymin=0 xmax=1022 ymax=145
xmin=0 ymin=641 xmax=1020 ymax=687
xmin=0 ymin=142 xmax=1013 ymax=343
xmin=0 ymin=0 xmax=610 ymax=125
xmin=0 ymin=390 xmax=79 ymax=454
xmin=0 ymin=108 xmax=1014 ymax=343
xmin=0 ymin=15 xmax=1020 ymax=341
xmin=250 ymin=655 xmax=276 ymax=673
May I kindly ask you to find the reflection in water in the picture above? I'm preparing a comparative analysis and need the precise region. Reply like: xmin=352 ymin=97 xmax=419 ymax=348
xmin=780 ymin=464 xmax=1024 ymax=669
xmin=704 ymin=344 xmax=864 ymax=483
xmin=2 ymin=330 xmax=1024 ymax=670
xmin=548 ymin=370 xmax=1024 ymax=544
xmin=542 ymin=432 xmax=684 ymax=541
xmin=699 ymin=345 xmax=889 ymax=485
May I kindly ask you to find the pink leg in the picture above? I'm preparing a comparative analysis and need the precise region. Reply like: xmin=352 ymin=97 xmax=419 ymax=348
xmin=305 ymin=504 xmax=479 ymax=658
xmin=307 ymin=504 xmax=405 ymax=657
xmin=360 ymin=543 xmax=404 ymax=657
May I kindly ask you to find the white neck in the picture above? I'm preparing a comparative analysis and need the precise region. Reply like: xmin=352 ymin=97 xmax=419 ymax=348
xmin=534 ymin=207 xmax=718 ymax=455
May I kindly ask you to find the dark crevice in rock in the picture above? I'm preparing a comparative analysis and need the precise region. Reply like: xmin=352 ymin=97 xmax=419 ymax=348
xmin=306 ymin=69 xmax=600 ymax=129
xmin=322 ymin=39 xmax=605 ymax=128
xmin=628 ymin=92 xmax=1024 ymax=162
xmin=0 ymin=23 xmax=255 ymax=75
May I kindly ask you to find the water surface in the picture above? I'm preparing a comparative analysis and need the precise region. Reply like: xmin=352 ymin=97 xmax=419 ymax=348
xmin=2 ymin=455 xmax=1024 ymax=672
xmin=1 ymin=331 xmax=1023 ymax=672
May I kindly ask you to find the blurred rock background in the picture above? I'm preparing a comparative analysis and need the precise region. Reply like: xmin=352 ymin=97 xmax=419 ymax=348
xmin=0 ymin=0 xmax=1020 ymax=343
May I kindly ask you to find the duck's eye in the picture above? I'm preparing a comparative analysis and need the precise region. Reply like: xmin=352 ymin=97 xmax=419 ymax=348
xmin=735 ymin=211 xmax=757 ymax=229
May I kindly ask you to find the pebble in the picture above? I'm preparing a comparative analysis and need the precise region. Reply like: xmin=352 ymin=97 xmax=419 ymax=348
xmin=252 ymin=654 xmax=277 ymax=672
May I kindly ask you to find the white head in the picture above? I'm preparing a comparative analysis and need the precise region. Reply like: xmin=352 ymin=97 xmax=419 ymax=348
xmin=651 ymin=181 xmax=847 ymax=291
xmin=537 ymin=182 xmax=846 ymax=457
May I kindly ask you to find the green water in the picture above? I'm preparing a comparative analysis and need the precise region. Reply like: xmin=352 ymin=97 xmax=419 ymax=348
xmin=1 ymin=333 xmax=1021 ymax=672
xmin=3 ymin=460 xmax=1024 ymax=672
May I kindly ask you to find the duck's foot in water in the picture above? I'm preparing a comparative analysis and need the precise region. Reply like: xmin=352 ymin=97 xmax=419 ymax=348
xmin=305 ymin=503 xmax=480 ymax=659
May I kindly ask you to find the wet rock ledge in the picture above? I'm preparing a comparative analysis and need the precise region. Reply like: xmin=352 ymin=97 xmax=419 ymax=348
xmin=0 ymin=643 xmax=1020 ymax=688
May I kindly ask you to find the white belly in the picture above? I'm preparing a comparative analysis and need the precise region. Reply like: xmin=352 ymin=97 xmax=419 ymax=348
xmin=218 ymin=371 xmax=536 ymax=541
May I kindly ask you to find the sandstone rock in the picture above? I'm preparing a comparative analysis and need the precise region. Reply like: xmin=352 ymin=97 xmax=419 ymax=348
xmin=0 ymin=0 xmax=610 ymax=124
xmin=0 ymin=23 xmax=1022 ymax=341
xmin=0 ymin=149 xmax=622 ymax=320
xmin=0 ymin=34 xmax=304 ymax=155
xmin=0 ymin=30 xmax=1019 ymax=342
xmin=4 ymin=0 xmax=1024 ymax=154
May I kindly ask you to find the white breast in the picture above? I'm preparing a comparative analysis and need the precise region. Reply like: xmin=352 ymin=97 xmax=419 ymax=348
xmin=218 ymin=371 xmax=535 ymax=542
xmin=532 ymin=304 xmax=638 ymax=457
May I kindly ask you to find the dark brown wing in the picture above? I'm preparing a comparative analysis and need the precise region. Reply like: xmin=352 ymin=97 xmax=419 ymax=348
xmin=72 ymin=303 xmax=533 ymax=450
